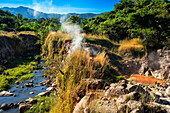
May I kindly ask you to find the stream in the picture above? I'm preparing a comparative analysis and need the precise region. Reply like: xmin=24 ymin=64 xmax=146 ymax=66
xmin=0 ymin=69 xmax=47 ymax=113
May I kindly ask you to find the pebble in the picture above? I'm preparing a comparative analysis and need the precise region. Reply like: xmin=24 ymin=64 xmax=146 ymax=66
xmin=29 ymin=92 xmax=34 ymax=94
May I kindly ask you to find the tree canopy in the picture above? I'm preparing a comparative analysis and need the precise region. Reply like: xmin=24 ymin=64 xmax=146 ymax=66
xmin=80 ymin=0 xmax=170 ymax=49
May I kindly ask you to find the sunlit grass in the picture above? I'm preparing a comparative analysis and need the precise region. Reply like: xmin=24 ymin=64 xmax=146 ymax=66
xmin=17 ymin=73 xmax=34 ymax=82
xmin=118 ymin=38 xmax=144 ymax=52
xmin=49 ymin=49 xmax=122 ymax=113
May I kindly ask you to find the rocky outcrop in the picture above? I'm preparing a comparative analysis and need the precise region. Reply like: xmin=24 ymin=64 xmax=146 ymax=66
xmin=73 ymin=93 xmax=95 ymax=113
xmin=0 ymin=31 xmax=40 ymax=68
xmin=120 ymin=49 xmax=170 ymax=79
xmin=73 ymin=80 xmax=170 ymax=113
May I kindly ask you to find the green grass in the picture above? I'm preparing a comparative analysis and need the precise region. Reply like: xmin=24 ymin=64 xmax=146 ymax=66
xmin=25 ymin=95 xmax=53 ymax=113
xmin=0 ymin=61 xmax=38 ymax=91
xmin=17 ymin=73 xmax=34 ymax=82
xmin=0 ymin=76 xmax=10 ymax=91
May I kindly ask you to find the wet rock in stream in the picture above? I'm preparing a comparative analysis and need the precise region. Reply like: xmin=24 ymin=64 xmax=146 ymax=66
xmin=0 ymin=91 xmax=14 ymax=96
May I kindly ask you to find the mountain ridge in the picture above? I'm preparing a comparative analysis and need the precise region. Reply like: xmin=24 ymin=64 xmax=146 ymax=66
xmin=1 ymin=6 xmax=100 ymax=21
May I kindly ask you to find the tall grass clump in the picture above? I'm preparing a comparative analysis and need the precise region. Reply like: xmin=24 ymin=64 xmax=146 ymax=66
xmin=42 ymin=31 xmax=71 ymax=60
xmin=50 ymin=49 xmax=121 ymax=113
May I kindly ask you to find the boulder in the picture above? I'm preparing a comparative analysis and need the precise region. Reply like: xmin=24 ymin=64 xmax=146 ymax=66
xmin=127 ymin=100 xmax=144 ymax=112
xmin=9 ymin=103 xmax=14 ymax=108
xmin=25 ymin=98 xmax=37 ymax=104
xmin=105 ymin=85 xmax=128 ymax=97
xmin=82 ymin=78 xmax=105 ymax=89
xmin=127 ymin=85 xmax=145 ymax=94
xmin=15 ymin=81 xmax=20 ymax=84
xmin=52 ymin=82 xmax=57 ymax=87
xmin=46 ymin=87 xmax=54 ymax=92
xmin=19 ymin=103 xmax=26 ymax=113
xmin=1 ymin=103 xmax=9 ymax=110
xmin=0 ymin=91 xmax=14 ymax=96
xmin=73 ymin=93 xmax=94 ymax=113
xmin=116 ymin=92 xmax=141 ymax=106
xmin=19 ymin=103 xmax=32 ymax=113
xmin=24 ymin=83 xmax=33 ymax=87
xmin=38 ymin=91 xmax=49 ymax=96
xmin=166 ymin=86 xmax=170 ymax=97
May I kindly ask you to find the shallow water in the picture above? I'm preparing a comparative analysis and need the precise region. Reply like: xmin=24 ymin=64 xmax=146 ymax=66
xmin=0 ymin=69 xmax=47 ymax=113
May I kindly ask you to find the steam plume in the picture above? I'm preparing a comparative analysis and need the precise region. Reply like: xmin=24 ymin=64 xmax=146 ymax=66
xmin=61 ymin=23 xmax=84 ymax=55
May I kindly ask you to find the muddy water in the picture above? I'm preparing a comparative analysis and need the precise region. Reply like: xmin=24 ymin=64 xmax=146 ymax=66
xmin=0 ymin=69 xmax=47 ymax=113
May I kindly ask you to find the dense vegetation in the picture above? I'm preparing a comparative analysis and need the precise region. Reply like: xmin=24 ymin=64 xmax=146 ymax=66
xmin=0 ymin=9 xmax=61 ymax=45
xmin=79 ymin=0 xmax=170 ymax=49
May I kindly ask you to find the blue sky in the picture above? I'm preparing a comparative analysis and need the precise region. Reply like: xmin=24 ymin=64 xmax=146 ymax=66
xmin=0 ymin=0 xmax=120 ymax=14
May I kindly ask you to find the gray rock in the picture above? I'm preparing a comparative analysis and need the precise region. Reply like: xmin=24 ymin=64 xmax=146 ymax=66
xmin=15 ymin=81 xmax=20 ymax=84
xmin=24 ymin=83 xmax=33 ymax=87
xmin=29 ymin=80 xmax=34 ymax=83
xmin=29 ymin=92 xmax=34 ymax=94
xmin=19 ymin=103 xmax=26 ymax=113
xmin=82 ymin=78 xmax=105 ymax=89
xmin=38 ymin=91 xmax=49 ymax=96
xmin=73 ymin=93 xmax=94 ymax=113
xmin=166 ymin=86 xmax=170 ymax=97
xmin=1 ymin=104 xmax=9 ymax=110
xmin=0 ymin=91 xmax=14 ymax=96
xmin=25 ymin=98 xmax=37 ymax=104
xmin=46 ymin=87 xmax=54 ymax=92
xmin=52 ymin=82 xmax=57 ymax=87
xmin=127 ymin=100 xmax=143 ymax=112
xmin=19 ymin=103 xmax=32 ymax=113
xmin=9 ymin=103 xmax=14 ymax=108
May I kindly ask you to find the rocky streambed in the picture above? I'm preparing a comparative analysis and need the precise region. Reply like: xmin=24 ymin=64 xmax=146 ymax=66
xmin=0 ymin=69 xmax=48 ymax=113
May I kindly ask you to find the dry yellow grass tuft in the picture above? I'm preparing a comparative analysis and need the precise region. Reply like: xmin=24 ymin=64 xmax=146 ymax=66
xmin=83 ymin=33 xmax=108 ymax=39
xmin=94 ymin=51 xmax=108 ymax=66
xmin=118 ymin=38 xmax=144 ymax=52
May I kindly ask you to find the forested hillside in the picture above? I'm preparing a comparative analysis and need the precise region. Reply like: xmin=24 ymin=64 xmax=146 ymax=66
xmin=80 ymin=0 xmax=170 ymax=48
xmin=0 ymin=9 xmax=60 ymax=44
